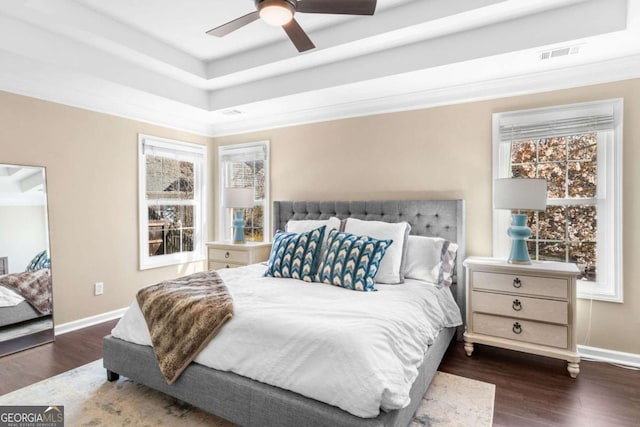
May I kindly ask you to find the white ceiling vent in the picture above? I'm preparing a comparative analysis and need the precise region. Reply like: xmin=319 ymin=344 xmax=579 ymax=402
xmin=221 ymin=109 xmax=245 ymax=116
xmin=539 ymin=45 xmax=581 ymax=60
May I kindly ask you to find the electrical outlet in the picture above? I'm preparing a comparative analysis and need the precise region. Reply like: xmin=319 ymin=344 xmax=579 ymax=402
xmin=94 ymin=282 xmax=104 ymax=296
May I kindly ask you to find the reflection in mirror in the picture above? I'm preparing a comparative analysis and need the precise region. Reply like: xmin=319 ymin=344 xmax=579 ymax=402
xmin=0 ymin=164 xmax=54 ymax=356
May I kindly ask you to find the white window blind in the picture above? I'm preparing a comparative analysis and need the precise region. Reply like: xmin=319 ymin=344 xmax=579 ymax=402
xmin=218 ymin=144 xmax=267 ymax=163
xmin=498 ymin=113 xmax=615 ymax=142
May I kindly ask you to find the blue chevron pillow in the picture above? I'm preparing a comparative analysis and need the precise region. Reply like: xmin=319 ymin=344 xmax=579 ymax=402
xmin=314 ymin=229 xmax=392 ymax=292
xmin=264 ymin=226 xmax=326 ymax=282
xmin=26 ymin=250 xmax=50 ymax=272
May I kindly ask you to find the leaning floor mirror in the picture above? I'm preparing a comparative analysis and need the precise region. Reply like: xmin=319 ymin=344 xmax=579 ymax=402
xmin=0 ymin=164 xmax=54 ymax=356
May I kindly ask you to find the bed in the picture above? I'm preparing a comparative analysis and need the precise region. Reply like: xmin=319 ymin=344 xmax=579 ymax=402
xmin=103 ymin=199 xmax=466 ymax=427
xmin=0 ymin=266 xmax=54 ymax=356
xmin=0 ymin=300 xmax=49 ymax=328
xmin=0 ymin=268 xmax=53 ymax=328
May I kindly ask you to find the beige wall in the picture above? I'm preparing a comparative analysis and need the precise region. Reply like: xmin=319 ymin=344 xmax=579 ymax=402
xmin=0 ymin=205 xmax=48 ymax=274
xmin=0 ymin=91 xmax=212 ymax=324
xmin=215 ymin=79 xmax=640 ymax=354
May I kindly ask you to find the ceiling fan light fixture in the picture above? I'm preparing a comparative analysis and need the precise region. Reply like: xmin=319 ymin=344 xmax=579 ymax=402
xmin=258 ymin=0 xmax=294 ymax=26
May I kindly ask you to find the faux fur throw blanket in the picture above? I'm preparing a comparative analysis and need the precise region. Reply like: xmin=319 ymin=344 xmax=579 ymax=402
xmin=0 ymin=269 xmax=52 ymax=314
xmin=136 ymin=271 xmax=234 ymax=385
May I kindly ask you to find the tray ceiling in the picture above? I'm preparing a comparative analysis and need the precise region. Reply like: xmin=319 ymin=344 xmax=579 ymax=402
xmin=0 ymin=0 xmax=638 ymax=136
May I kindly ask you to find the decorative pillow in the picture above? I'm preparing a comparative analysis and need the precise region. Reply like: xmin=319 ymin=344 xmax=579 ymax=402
xmin=441 ymin=242 xmax=458 ymax=287
xmin=25 ymin=250 xmax=50 ymax=272
xmin=403 ymin=235 xmax=450 ymax=285
xmin=286 ymin=217 xmax=341 ymax=258
xmin=314 ymin=229 xmax=392 ymax=292
xmin=264 ymin=226 xmax=326 ymax=282
xmin=343 ymin=218 xmax=410 ymax=284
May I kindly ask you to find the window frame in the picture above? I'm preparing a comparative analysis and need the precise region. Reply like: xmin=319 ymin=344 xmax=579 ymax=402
xmin=138 ymin=134 xmax=207 ymax=270
xmin=217 ymin=141 xmax=270 ymax=242
xmin=492 ymin=99 xmax=623 ymax=302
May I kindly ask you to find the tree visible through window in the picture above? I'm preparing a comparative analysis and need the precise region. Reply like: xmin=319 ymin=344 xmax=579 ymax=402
xmin=146 ymin=155 xmax=195 ymax=256
xmin=510 ymin=134 xmax=597 ymax=281
xmin=228 ymin=159 xmax=265 ymax=241
xmin=139 ymin=135 xmax=206 ymax=269
xmin=218 ymin=142 xmax=270 ymax=242
xmin=493 ymin=99 xmax=623 ymax=302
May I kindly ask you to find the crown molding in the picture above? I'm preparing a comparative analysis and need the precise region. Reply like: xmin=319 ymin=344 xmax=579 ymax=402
xmin=1 ymin=54 xmax=638 ymax=138
xmin=210 ymin=54 xmax=640 ymax=136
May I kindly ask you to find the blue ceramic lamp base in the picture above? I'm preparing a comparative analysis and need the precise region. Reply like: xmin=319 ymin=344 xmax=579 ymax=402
xmin=233 ymin=210 xmax=246 ymax=244
xmin=507 ymin=213 xmax=532 ymax=264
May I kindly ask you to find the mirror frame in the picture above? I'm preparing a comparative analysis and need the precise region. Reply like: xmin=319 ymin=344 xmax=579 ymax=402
xmin=0 ymin=163 xmax=54 ymax=356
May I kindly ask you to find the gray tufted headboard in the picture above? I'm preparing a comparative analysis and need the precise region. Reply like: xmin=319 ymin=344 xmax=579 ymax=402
xmin=272 ymin=199 xmax=466 ymax=335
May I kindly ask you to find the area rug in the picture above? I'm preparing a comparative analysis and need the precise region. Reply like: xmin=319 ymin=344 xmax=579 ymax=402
xmin=0 ymin=360 xmax=495 ymax=426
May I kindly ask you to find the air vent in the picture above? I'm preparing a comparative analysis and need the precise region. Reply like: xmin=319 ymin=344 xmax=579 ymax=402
xmin=539 ymin=45 xmax=580 ymax=61
xmin=221 ymin=109 xmax=245 ymax=116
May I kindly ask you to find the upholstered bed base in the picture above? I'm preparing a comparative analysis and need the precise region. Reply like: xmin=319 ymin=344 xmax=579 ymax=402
xmin=0 ymin=301 xmax=45 ymax=327
xmin=103 ymin=327 xmax=454 ymax=427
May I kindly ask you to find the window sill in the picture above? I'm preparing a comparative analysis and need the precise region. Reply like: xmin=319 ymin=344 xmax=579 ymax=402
xmin=139 ymin=253 xmax=206 ymax=270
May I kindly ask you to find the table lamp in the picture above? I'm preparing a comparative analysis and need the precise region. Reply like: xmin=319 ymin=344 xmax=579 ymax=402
xmin=222 ymin=188 xmax=254 ymax=243
xmin=494 ymin=178 xmax=547 ymax=264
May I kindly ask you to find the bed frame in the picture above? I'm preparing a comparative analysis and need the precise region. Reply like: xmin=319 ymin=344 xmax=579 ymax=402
xmin=103 ymin=199 xmax=465 ymax=427
xmin=0 ymin=301 xmax=47 ymax=327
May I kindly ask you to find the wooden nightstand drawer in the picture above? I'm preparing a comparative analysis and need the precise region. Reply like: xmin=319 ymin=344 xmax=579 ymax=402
xmin=472 ymin=271 xmax=568 ymax=299
xmin=473 ymin=313 xmax=568 ymax=349
xmin=472 ymin=291 xmax=568 ymax=325
xmin=464 ymin=257 xmax=580 ymax=377
xmin=209 ymin=261 xmax=241 ymax=270
xmin=206 ymin=241 xmax=271 ymax=269
xmin=208 ymin=248 xmax=251 ymax=264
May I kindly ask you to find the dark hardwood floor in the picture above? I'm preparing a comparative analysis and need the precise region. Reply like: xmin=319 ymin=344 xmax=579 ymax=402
xmin=0 ymin=321 xmax=638 ymax=426
xmin=0 ymin=320 xmax=118 ymax=395
xmin=439 ymin=343 xmax=639 ymax=427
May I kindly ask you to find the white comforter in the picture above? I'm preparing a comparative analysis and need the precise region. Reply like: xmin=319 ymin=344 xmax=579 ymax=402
xmin=112 ymin=264 xmax=462 ymax=418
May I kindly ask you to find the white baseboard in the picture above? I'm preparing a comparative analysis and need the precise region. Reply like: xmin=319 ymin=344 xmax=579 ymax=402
xmin=578 ymin=345 xmax=640 ymax=369
xmin=54 ymin=307 xmax=127 ymax=336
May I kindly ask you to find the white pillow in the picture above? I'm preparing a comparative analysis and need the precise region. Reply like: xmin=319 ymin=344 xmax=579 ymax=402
xmin=441 ymin=242 xmax=458 ymax=287
xmin=285 ymin=217 xmax=341 ymax=234
xmin=404 ymin=235 xmax=449 ymax=285
xmin=343 ymin=218 xmax=410 ymax=284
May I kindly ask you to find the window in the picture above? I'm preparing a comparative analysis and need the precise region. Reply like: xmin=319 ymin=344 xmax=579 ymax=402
xmin=492 ymin=99 xmax=623 ymax=302
xmin=138 ymin=135 xmax=206 ymax=269
xmin=218 ymin=141 xmax=270 ymax=242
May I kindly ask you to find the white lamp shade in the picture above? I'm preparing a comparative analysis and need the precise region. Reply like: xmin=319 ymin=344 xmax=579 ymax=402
xmin=494 ymin=178 xmax=547 ymax=211
xmin=222 ymin=188 xmax=254 ymax=208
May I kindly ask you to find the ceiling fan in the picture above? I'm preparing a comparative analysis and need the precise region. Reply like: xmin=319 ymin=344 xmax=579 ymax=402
xmin=206 ymin=0 xmax=377 ymax=53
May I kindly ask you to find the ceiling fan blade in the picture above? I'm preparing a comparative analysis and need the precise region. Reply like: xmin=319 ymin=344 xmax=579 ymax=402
xmin=206 ymin=11 xmax=260 ymax=37
xmin=283 ymin=18 xmax=315 ymax=52
xmin=296 ymin=0 xmax=377 ymax=15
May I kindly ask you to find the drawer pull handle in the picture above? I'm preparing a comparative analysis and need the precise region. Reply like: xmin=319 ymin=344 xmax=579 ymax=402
xmin=513 ymin=277 xmax=522 ymax=288
xmin=512 ymin=299 xmax=522 ymax=311
xmin=225 ymin=251 xmax=230 ymax=259
xmin=512 ymin=322 xmax=522 ymax=334
xmin=226 ymin=265 xmax=230 ymax=268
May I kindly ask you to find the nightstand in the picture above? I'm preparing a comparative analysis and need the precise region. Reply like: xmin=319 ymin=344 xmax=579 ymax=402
xmin=206 ymin=241 xmax=271 ymax=270
xmin=463 ymin=256 xmax=580 ymax=378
